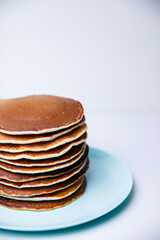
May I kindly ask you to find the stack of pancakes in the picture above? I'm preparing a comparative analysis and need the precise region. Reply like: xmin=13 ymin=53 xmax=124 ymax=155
xmin=0 ymin=95 xmax=89 ymax=210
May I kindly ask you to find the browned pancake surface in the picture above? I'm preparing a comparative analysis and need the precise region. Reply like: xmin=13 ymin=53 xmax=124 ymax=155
xmin=0 ymin=145 xmax=88 ymax=174
xmin=0 ymin=158 xmax=89 ymax=182
xmin=0 ymin=133 xmax=87 ymax=160
xmin=0 ymin=143 xmax=85 ymax=166
xmin=0 ymin=116 xmax=85 ymax=144
xmin=0 ymin=177 xmax=87 ymax=210
xmin=0 ymin=160 xmax=89 ymax=197
xmin=1 ymin=178 xmax=83 ymax=201
xmin=0 ymin=95 xmax=84 ymax=134
xmin=0 ymin=158 xmax=87 ymax=188
xmin=0 ymin=124 xmax=87 ymax=153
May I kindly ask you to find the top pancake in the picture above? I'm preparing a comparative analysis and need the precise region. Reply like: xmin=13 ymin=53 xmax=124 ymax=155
xmin=0 ymin=95 xmax=84 ymax=135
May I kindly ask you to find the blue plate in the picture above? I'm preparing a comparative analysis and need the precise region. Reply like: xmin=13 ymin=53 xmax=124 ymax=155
xmin=0 ymin=147 xmax=133 ymax=232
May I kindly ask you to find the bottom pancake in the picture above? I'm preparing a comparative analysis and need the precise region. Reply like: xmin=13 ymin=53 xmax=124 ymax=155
xmin=0 ymin=177 xmax=87 ymax=211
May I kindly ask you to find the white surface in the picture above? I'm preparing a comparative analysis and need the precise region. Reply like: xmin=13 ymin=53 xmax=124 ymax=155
xmin=0 ymin=111 xmax=160 ymax=239
xmin=0 ymin=0 xmax=160 ymax=111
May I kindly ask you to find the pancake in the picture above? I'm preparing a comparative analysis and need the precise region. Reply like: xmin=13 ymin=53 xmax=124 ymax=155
xmin=0 ymin=158 xmax=89 ymax=182
xmin=0 ymin=116 xmax=85 ymax=144
xmin=0 ymin=177 xmax=86 ymax=210
xmin=0 ymin=143 xmax=86 ymax=167
xmin=0 ymin=95 xmax=89 ymax=211
xmin=0 ymin=95 xmax=84 ymax=135
xmin=0 ymin=158 xmax=87 ymax=188
xmin=0 ymin=133 xmax=87 ymax=160
xmin=0 ymin=146 xmax=88 ymax=173
xmin=0 ymin=123 xmax=87 ymax=153
xmin=0 ymin=177 xmax=83 ymax=201
xmin=0 ymin=160 xmax=88 ymax=197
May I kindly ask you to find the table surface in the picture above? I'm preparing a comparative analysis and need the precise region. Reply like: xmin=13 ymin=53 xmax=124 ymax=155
xmin=0 ymin=111 xmax=160 ymax=240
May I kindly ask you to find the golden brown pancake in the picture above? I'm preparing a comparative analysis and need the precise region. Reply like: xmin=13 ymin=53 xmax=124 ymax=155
xmin=0 ymin=95 xmax=84 ymax=135
xmin=0 ymin=116 xmax=85 ymax=144
xmin=0 ymin=143 xmax=86 ymax=167
xmin=0 ymin=146 xmax=88 ymax=173
xmin=0 ymin=160 xmax=88 ymax=197
xmin=0 ymin=133 xmax=87 ymax=160
xmin=1 ymin=177 xmax=83 ymax=201
xmin=0 ymin=158 xmax=87 ymax=188
xmin=0 ymin=124 xmax=87 ymax=153
xmin=0 ymin=95 xmax=89 ymax=211
xmin=0 ymin=177 xmax=86 ymax=210
xmin=0 ymin=157 xmax=89 ymax=182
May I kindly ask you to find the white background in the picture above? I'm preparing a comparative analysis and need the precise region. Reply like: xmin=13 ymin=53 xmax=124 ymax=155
xmin=0 ymin=0 xmax=160 ymax=111
xmin=0 ymin=0 xmax=160 ymax=239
